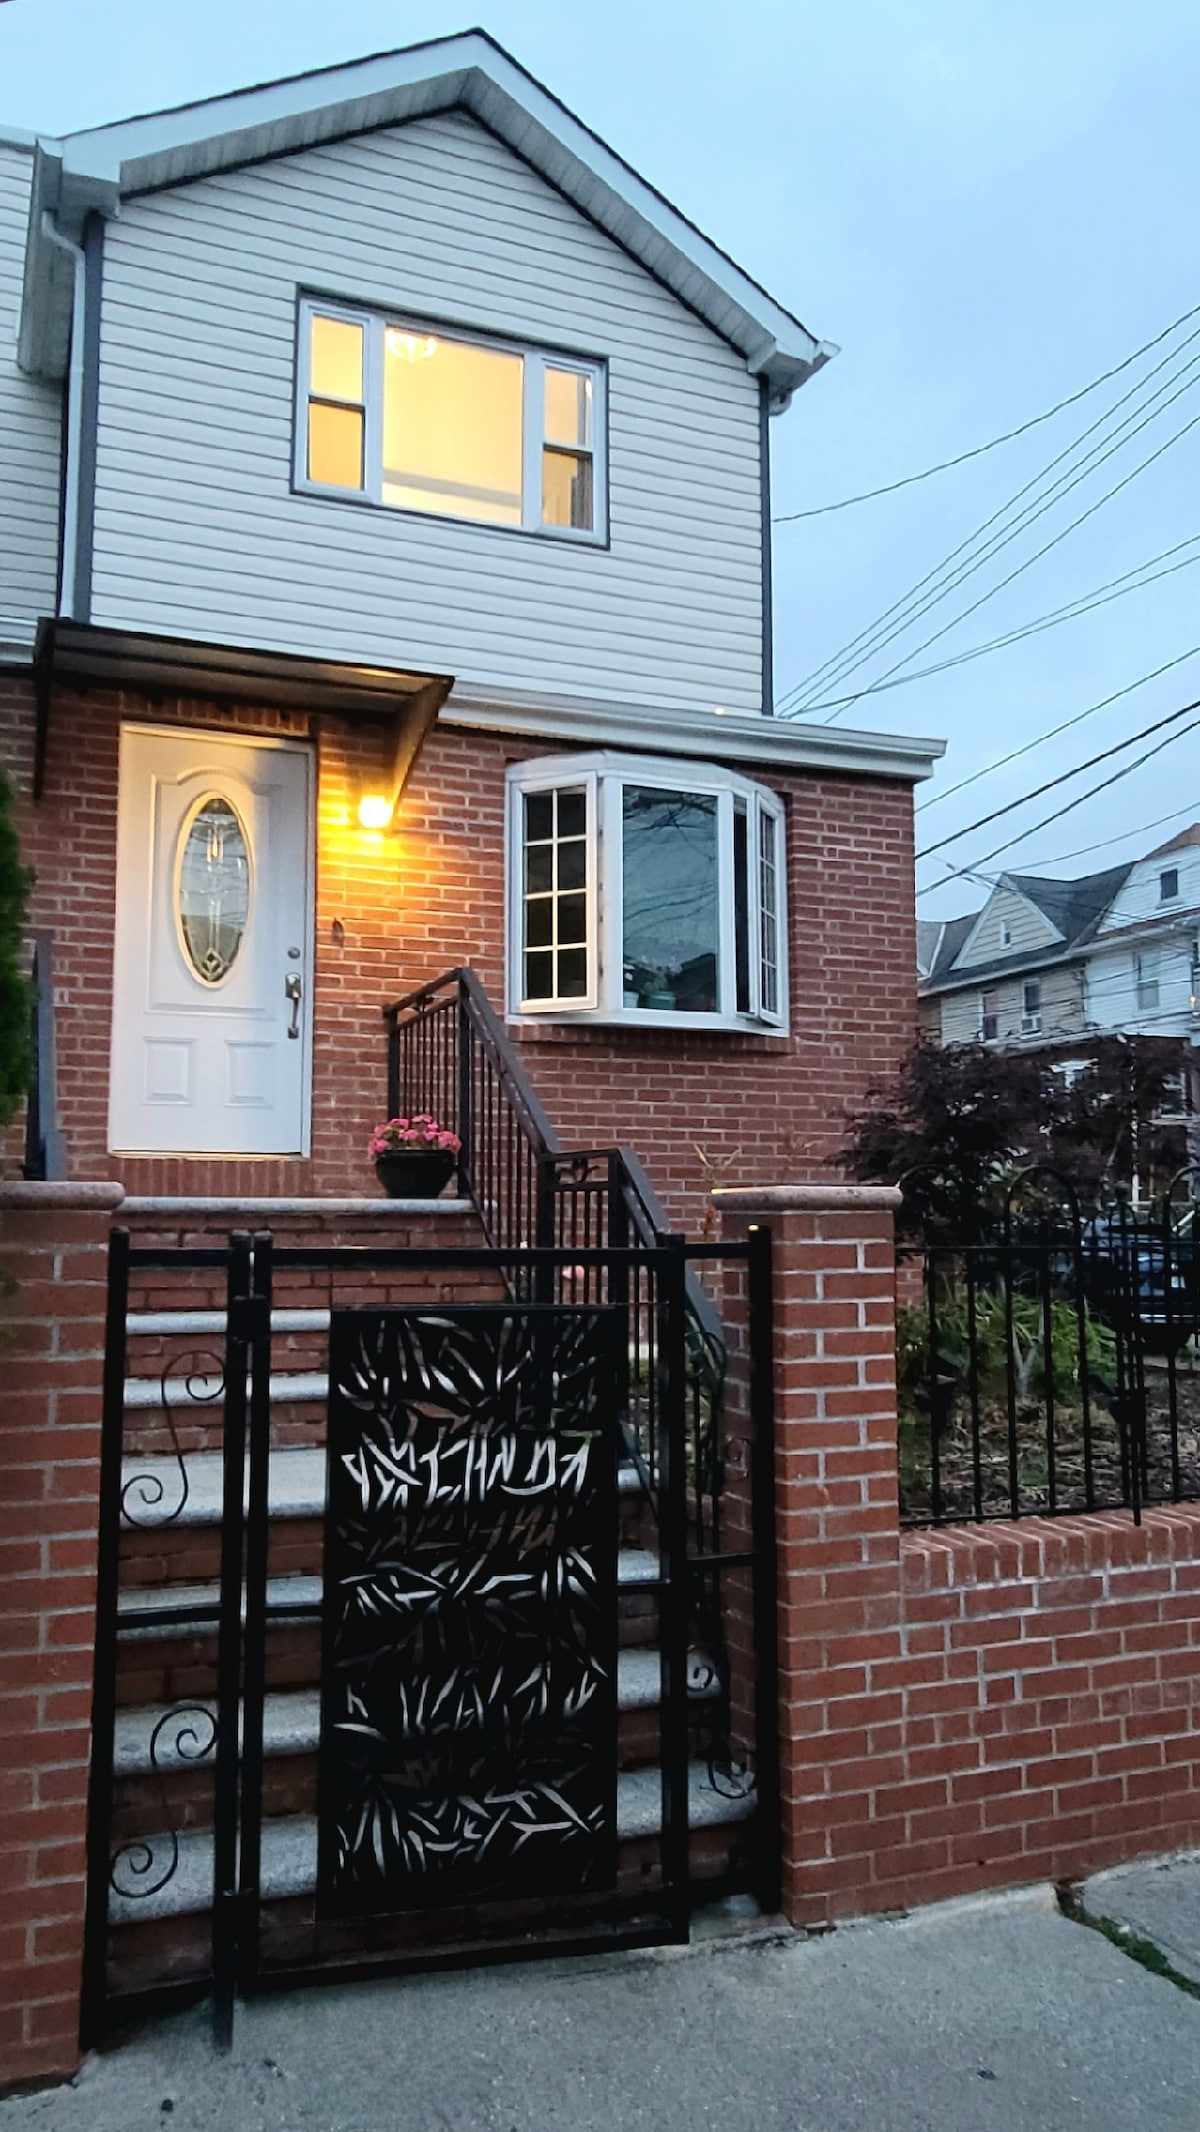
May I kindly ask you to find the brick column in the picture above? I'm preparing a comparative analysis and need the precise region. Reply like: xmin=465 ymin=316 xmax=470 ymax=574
xmin=0 ymin=1182 xmax=124 ymax=2091
xmin=715 ymin=1183 xmax=905 ymax=1929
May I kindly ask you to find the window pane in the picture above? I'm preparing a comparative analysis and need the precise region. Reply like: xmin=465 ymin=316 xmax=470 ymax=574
xmin=622 ymin=787 xmax=718 ymax=1013
xmin=558 ymin=893 xmax=587 ymax=945
xmin=526 ymin=898 xmax=553 ymax=949
xmin=543 ymin=448 xmax=593 ymax=531
xmin=178 ymin=796 xmax=251 ymax=985
xmin=383 ymin=332 xmax=523 ymax=524
xmin=557 ymin=839 xmax=586 ymax=891
xmin=558 ymin=949 xmax=588 ymax=998
xmin=544 ymin=367 xmax=591 ymax=446
xmin=525 ymin=792 xmax=553 ymax=843
xmin=758 ymin=808 xmax=780 ymax=1019
xmin=525 ymin=949 xmax=554 ymax=1000
xmin=557 ymin=791 xmax=586 ymax=840
xmin=307 ymin=401 xmax=364 ymax=489
xmin=733 ymin=803 xmax=750 ymax=1015
xmin=310 ymin=315 xmax=364 ymax=404
xmin=525 ymin=843 xmax=553 ymax=894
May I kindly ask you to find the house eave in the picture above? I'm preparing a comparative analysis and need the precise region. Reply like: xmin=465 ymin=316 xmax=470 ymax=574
xmin=442 ymin=683 xmax=945 ymax=784
xmin=920 ymin=944 xmax=1086 ymax=999
xmin=17 ymin=31 xmax=829 ymax=397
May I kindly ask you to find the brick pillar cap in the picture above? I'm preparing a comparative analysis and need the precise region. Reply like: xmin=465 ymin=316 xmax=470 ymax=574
xmin=712 ymin=1183 xmax=902 ymax=1212
xmin=0 ymin=1181 xmax=126 ymax=1210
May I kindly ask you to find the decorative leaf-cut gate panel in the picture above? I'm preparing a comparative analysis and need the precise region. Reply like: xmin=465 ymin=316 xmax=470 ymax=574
xmin=318 ymin=1305 xmax=620 ymax=1919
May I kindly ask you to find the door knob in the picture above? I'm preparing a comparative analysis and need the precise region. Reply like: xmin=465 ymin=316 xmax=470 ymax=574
xmin=284 ymin=972 xmax=302 ymax=1038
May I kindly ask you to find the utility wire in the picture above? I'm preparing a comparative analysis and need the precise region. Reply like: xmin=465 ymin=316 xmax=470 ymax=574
xmin=915 ymin=644 xmax=1200 ymax=815
xmin=916 ymin=696 xmax=1200 ymax=863
xmin=1005 ymin=802 xmax=1200 ymax=873
xmin=778 ymin=320 xmax=1200 ymax=713
xmin=804 ymin=537 xmax=1200 ymax=717
xmin=819 ymin=391 xmax=1200 ymax=724
xmin=923 ymin=712 xmax=1200 ymax=881
xmin=771 ymin=297 xmax=1200 ymax=524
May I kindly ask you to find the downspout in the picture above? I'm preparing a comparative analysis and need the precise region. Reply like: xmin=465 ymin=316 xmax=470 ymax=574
xmin=39 ymin=212 xmax=85 ymax=621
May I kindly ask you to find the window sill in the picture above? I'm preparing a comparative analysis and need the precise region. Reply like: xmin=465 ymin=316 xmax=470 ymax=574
xmin=510 ymin=1007 xmax=790 ymax=1039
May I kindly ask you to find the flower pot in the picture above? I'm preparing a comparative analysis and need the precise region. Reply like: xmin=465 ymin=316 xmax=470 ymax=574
xmin=374 ymin=1149 xmax=457 ymax=1200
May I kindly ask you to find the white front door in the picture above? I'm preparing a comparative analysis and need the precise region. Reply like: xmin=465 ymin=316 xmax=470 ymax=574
xmin=109 ymin=725 xmax=314 ymax=1156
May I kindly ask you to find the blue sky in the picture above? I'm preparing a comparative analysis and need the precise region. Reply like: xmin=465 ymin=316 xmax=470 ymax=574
xmin=2 ymin=0 xmax=1197 ymax=921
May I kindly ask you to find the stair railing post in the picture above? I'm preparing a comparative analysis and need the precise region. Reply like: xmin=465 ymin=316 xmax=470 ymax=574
xmin=457 ymin=980 xmax=473 ymax=1199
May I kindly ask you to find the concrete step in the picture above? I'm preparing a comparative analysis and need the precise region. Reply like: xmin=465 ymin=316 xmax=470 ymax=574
xmin=127 ymin=1310 xmax=330 ymax=1338
xmin=108 ymin=1763 xmax=755 ymax=1923
xmin=116 ymin=1545 xmax=665 ymax=1638
xmin=120 ymin=1445 xmax=649 ymax=1526
xmin=111 ymin=1651 xmax=719 ymax=1775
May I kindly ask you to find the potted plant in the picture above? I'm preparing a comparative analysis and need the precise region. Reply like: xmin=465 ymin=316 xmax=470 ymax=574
xmin=369 ymin=1114 xmax=462 ymax=1199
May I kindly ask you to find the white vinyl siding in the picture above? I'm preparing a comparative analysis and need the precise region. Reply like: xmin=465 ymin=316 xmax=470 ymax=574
xmin=0 ymin=146 xmax=61 ymax=642
xmin=89 ymin=111 xmax=763 ymax=713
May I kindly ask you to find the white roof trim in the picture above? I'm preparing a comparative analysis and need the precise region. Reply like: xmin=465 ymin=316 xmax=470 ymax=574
xmin=17 ymin=31 xmax=833 ymax=399
xmin=442 ymin=682 xmax=944 ymax=784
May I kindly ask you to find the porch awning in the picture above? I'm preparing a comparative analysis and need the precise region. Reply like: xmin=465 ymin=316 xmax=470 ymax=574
xmin=32 ymin=619 xmax=453 ymax=818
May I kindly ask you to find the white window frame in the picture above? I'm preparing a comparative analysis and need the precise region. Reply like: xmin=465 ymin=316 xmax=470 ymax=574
xmin=506 ymin=753 xmax=788 ymax=1033
xmin=1136 ymin=948 xmax=1161 ymax=1013
xmin=294 ymin=295 xmax=608 ymax=544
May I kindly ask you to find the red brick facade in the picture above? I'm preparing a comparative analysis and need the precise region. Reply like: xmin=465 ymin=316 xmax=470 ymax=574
xmin=0 ymin=668 xmax=917 ymax=1230
xmin=719 ymin=1185 xmax=1200 ymax=1926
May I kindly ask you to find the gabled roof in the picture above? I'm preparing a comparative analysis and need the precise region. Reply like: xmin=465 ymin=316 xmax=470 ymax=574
xmin=919 ymin=914 xmax=975 ymax=984
xmin=1005 ymin=864 xmax=1132 ymax=945
xmin=15 ymin=29 xmax=835 ymax=399
xmin=922 ymin=863 xmax=1132 ymax=995
xmin=1147 ymin=821 xmax=1200 ymax=859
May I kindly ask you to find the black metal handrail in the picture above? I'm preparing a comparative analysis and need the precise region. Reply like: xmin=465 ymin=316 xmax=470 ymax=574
xmin=383 ymin=968 xmax=728 ymax=1498
xmin=23 ymin=931 xmax=66 ymax=1181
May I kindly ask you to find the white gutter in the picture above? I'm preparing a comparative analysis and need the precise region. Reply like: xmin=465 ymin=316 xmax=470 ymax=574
xmin=38 ymin=212 xmax=84 ymax=619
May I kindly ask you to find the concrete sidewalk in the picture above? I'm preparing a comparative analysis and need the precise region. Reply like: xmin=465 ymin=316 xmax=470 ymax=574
xmin=5 ymin=1884 xmax=1200 ymax=2132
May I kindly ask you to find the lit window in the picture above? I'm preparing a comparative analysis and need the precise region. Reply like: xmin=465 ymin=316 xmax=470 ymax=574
xmin=297 ymin=298 xmax=606 ymax=541
xmin=507 ymin=755 xmax=786 ymax=1028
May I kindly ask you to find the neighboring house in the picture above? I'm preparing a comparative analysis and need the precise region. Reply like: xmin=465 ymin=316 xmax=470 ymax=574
xmin=919 ymin=826 xmax=1200 ymax=1186
xmin=0 ymin=31 xmax=942 ymax=1227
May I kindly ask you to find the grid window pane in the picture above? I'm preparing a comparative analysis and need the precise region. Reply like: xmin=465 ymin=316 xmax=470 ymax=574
xmin=307 ymin=401 xmax=364 ymax=490
xmin=310 ymin=315 xmax=364 ymax=404
xmin=758 ymin=809 xmax=780 ymax=1019
xmin=545 ymin=367 xmax=591 ymax=446
xmin=543 ymin=449 xmax=594 ymax=531
xmin=521 ymin=787 xmax=591 ymax=1004
xmin=383 ymin=332 xmax=523 ymax=525
xmin=622 ymin=787 xmax=719 ymax=1013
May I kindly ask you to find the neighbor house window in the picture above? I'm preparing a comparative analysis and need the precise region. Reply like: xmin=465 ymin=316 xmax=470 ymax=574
xmin=979 ymin=991 xmax=999 ymax=1041
xmin=1022 ymin=979 xmax=1042 ymax=1032
xmin=1136 ymin=949 xmax=1161 ymax=1011
xmin=297 ymin=298 xmax=605 ymax=541
xmin=507 ymin=754 xmax=786 ymax=1029
xmin=1160 ymin=867 xmax=1180 ymax=901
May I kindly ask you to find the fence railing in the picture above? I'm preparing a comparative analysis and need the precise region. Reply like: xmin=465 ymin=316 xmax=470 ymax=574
xmin=22 ymin=931 xmax=66 ymax=1182
xmin=901 ymin=1182 xmax=1200 ymax=1528
xmin=383 ymin=968 xmax=726 ymax=1525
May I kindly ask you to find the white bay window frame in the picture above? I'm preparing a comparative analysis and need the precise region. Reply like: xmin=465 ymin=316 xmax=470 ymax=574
xmin=507 ymin=753 xmax=788 ymax=1031
xmin=294 ymin=295 xmax=607 ymax=543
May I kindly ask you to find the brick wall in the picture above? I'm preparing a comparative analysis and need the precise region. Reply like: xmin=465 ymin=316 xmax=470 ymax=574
xmin=0 ymin=667 xmax=917 ymax=1230
xmin=0 ymin=1183 xmax=122 ymax=2090
xmin=718 ymin=1184 xmax=1200 ymax=1928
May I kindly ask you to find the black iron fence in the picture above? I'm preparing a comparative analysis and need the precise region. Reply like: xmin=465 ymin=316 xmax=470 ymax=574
xmin=900 ymin=1182 xmax=1200 ymax=1528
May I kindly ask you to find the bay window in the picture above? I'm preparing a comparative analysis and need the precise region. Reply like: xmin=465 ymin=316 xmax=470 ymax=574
xmin=297 ymin=296 xmax=605 ymax=541
xmin=508 ymin=755 xmax=787 ymax=1029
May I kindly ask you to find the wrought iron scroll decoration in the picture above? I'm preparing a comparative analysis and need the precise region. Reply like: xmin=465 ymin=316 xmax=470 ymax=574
xmin=119 ymin=1347 xmax=226 ymax=1526
xmin=109 ymin=1703 xmax=219 ymax=1902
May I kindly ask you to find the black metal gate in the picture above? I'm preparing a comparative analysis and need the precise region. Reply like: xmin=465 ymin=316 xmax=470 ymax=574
xmin=83 ymin=1228 xmax=776 ymax=2046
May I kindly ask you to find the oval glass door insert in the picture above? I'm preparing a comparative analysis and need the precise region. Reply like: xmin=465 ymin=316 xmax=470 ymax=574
xmin=177 ymin=794 xmax=252 ymax=984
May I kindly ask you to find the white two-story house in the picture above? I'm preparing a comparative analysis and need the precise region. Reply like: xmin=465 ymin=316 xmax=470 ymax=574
xmin=0 ymin=31 xmax=941 ymax=1223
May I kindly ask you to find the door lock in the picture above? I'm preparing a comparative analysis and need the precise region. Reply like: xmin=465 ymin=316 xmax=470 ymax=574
xmin=284 ymin=971 xmax=302 ymax=1038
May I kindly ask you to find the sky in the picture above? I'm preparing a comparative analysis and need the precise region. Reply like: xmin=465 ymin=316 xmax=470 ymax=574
xmin=2 ymin=0 xmax=1197 ymax=923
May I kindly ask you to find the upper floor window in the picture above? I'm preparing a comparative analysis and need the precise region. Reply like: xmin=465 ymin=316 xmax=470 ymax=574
xmin=1136 ymin=948 xmax=1161 ymax=1011
xmin=297 ymin=297 xmax=606 ymax=542
xmin=1021 ymin=979 xmax=1042 ymax=1033
xmin=979 ymin=991 xmax=999 ymax=1042
xmin=1160 ymin=867 xmax=1180 ymax=902
xmin=506 ymin=754 xmax=786 ymax=1031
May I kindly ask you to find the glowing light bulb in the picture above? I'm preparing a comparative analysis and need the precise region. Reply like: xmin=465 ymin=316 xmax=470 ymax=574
xmin=357 ymin=794 xmax=392 ymax=831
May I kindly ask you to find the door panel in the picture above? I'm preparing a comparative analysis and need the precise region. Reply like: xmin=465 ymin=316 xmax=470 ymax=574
xmin=109 ymin=726 xmax=313 ymax=1156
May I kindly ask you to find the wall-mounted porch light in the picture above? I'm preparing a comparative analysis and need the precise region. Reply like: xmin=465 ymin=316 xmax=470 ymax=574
xmin=357 ymin=792 xmax=393 ymax=831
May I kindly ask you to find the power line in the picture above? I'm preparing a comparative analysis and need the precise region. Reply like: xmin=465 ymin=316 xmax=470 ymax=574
xmin=924 ymin=711 xmax=1200 ymax=881
xmin=1007 ymin=802 xmax=1200 ymax=873
xmin=916 ymin=696 xmax=1200 ymax=863
xmin=915 ymin=643 xmax=1200 ymax=816
xmin=771 ymin=297 xmax=1200 ymax=524
xmin=778 ymin=320 xmax=1200 ymax=714
xmin=818 ymin=386 xmax=1200 ymax=723
xmin=804 ymin=538 xmax=1200 ymax=717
